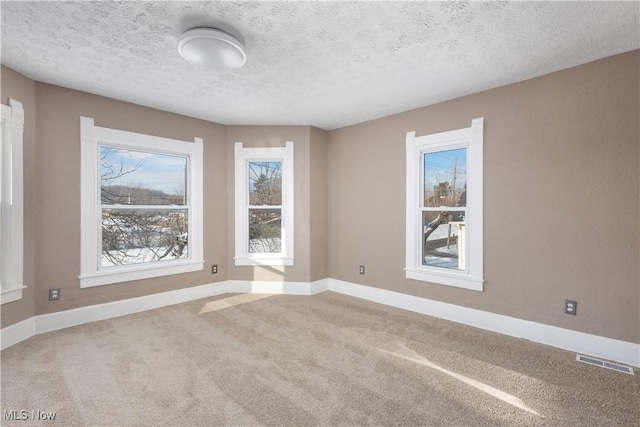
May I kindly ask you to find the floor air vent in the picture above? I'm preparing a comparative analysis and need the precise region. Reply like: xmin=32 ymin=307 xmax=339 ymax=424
xmin=576 ymin=355 xmax=634 ymax=375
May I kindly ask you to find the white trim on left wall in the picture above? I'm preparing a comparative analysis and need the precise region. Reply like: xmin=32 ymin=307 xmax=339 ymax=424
xmin=1 ymin=99 xmax=25 ymax=305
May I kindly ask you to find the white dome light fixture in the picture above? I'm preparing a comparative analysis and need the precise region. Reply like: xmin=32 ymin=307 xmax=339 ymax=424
xmin=178 ymin=28 xmax=246 ymax=71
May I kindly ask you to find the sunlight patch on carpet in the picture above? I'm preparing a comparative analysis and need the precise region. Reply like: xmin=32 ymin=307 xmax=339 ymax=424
xmin=380 ymin=346 xmax=539 ymax=416
xmin=199 ymin=294 xmax=272 ymax=314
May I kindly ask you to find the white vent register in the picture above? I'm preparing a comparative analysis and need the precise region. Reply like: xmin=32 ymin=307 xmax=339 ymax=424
xmin=576 ymin=355 xmax=634 ymax=375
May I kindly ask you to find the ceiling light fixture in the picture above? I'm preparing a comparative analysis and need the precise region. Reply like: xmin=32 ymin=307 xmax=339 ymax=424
xmin=177 ymin=28 xmax=246 ymax=71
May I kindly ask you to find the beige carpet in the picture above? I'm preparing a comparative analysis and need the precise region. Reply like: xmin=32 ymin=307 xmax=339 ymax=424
xmin=1 ymin=292 xmax=638 ymax=426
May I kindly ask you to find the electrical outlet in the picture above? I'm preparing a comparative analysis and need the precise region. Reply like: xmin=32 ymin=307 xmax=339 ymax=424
xmin=49 ymin=288 xmax=60 ymax=301
xmin=359 ymin=265 xmax=365 ymax=275
xmin=211 ymin=264 xmax=218 ymax=274
xmin=564 ymin=299 xmax=577 ymax=315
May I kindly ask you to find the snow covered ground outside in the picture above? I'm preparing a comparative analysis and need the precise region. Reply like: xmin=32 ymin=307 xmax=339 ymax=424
xmin=423 ymin=222 xmax=462 ymax=270
xmin=102 ymin=246 xmax=188 ymax=267
xmin=249 ymin=238 xmax=281 ymax=254
xmin=424 ymin=249 xmax=459 ymax=269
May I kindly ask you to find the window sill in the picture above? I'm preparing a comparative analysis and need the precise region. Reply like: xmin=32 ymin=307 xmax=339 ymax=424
xmin=80 ymin=260 xmax=204 ymax=288
xmin=234 ymin=257 xmax=294 ymax=267
xmin=1 ymin=285 xmax=26 ymax=305
xmin=405 ymin=268 xmax=483 ymax=291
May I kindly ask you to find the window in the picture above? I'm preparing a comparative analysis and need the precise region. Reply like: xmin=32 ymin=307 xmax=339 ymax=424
xmin=0 ymin=99 xmax=25 ymax=304
xmin=234 ymin=142 xmax=294 ymax=266
xmin=80 ymin=117 xmax=203 ymax=287
xmin=405 ymin=118 xmax=484 ymax=291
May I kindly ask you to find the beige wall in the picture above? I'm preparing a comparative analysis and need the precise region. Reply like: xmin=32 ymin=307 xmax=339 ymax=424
xmin=30 ymin=82 xmax=227 ymax=315
xmin=309 ymin=127 xmax=328 ymax=282
xmin=327 ymin=51 xmax=640 ymax=343
xmin=0 ymin=66 xmax=37 ymax=328
xmin=2 ymin=51 xmax=638 ymax=346
xmin=226 ymin=126 xmax=314 ymax=283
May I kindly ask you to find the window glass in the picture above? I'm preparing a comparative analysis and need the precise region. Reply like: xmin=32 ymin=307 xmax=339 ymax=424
xmin=100 ymin=147 xmax=187 ymax=205
xmin=99 ymin=146 xmax=190 ymax=268
xmin=247 ymin=161 xmax=283 ymax=254
xmin=248 ymin=208 xmax=282 ymax=253
xmin=422 ymin=148 xmax=467 ymax=270
xmin=422 ymin=211 xmax=465 ymax=270
xmin=424 ymin=148 xmax=467 ymax=208
xmin=248 ymin=161 xmax=282 ymax=206
xmin=101 ymin=208 xmax=188 ymax=267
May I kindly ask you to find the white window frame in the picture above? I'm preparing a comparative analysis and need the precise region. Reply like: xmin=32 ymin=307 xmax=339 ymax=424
xmin=80 ymin=117 xmax=203 ymax=288
xmin=405 ymin=117 xmax=484 ymax=291
xmin=0 ymin=99 xmax=25 ymax=304
xmin=234 ymin=141 xmax=294 ymax=266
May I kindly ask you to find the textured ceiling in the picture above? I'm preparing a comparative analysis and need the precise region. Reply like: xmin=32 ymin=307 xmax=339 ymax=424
xmin=1 ymin=1 xmax=639 ymax=130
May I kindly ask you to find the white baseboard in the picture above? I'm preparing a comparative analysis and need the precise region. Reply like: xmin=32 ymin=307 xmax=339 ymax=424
xmin=326 ymin=279 xmax=640 ymax=368
xmin=3 ymin=278 xmax=638 ymax=368
xmin=309 ymin=278 xmax=330 ymax=294
xmin=1 ymin=317 xmax=36 ymax=350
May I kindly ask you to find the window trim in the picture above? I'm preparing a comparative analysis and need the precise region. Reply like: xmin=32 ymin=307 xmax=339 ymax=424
xmin=234 ymin=141 xmax=294 ymax=266
xmin=80 ymin=117 xmax=203 ymax=288
xmin=0 ymin=99 xmax=25 ymax=305
xmin=405 ymin=118 xmax=484 ymax=291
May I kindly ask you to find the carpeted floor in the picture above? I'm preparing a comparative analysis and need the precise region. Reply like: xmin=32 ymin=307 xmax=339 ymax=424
xmin=1 ymin=291 xmax=639 ymax=426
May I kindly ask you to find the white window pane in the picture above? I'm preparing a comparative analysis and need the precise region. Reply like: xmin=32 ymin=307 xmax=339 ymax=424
xmin=82 ymin=118 xmax=203 ymax=287
xmin=101 ymin=208 xmax=188 ymax=267
xmin=100 ymin=147 xmax=187 ymax=205
xmin=234 ymin=142 xmax=293 ymax=266
xmin=406 ymin=118 xmax=483 ymax=290
xmin=248 ymin=208 xmax=281 ymax=253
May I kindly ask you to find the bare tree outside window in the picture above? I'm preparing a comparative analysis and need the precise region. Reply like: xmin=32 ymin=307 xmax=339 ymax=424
xmin=100 ymin=146 xmax=189 ymax=267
